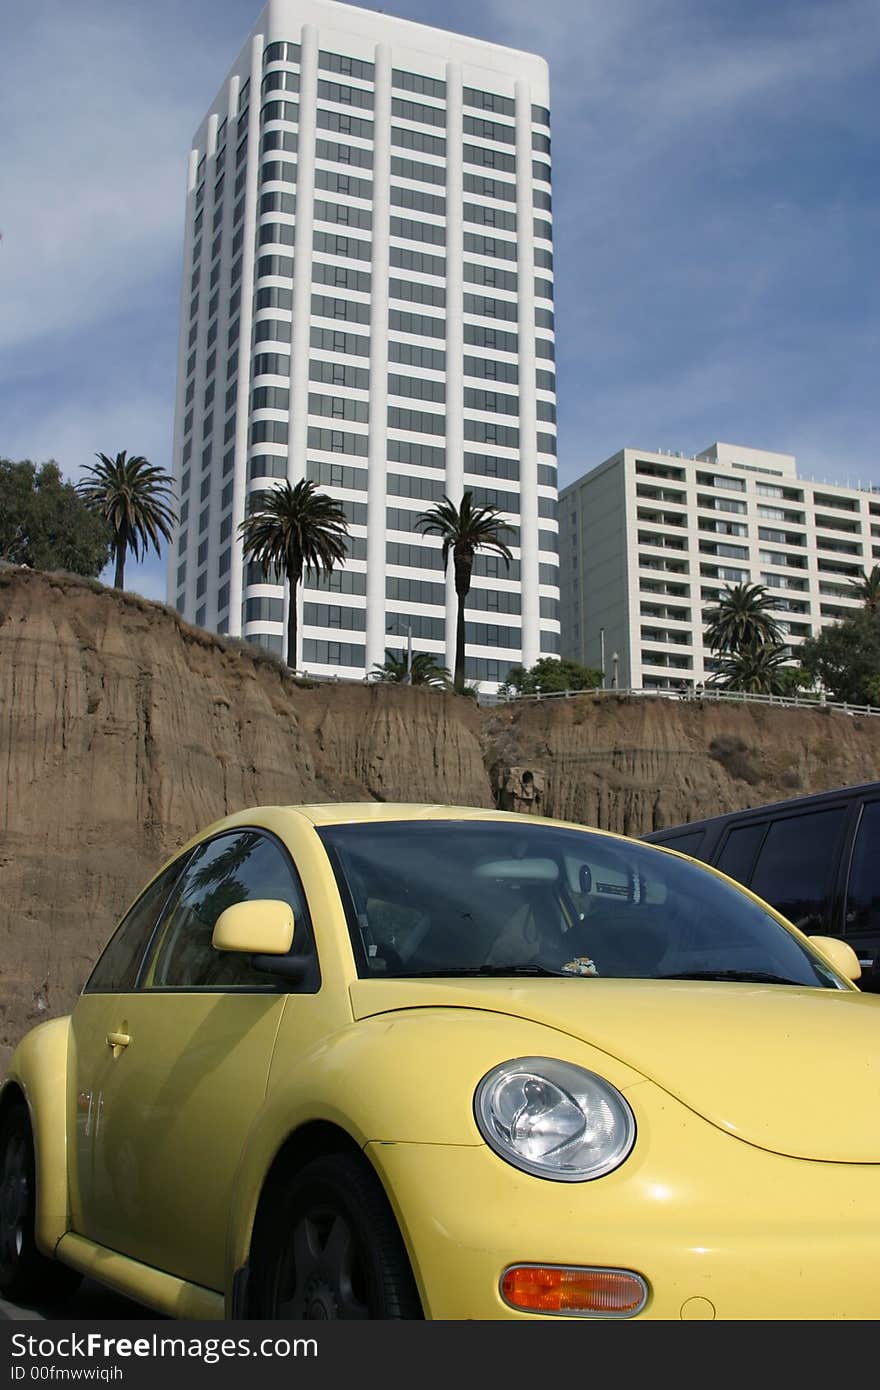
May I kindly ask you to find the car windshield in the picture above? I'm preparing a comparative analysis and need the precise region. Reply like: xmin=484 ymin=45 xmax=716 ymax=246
xmin=318 ymin=820 xmax=844 ymax=987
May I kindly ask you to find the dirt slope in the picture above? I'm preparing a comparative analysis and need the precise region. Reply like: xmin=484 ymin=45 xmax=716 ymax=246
xmin=3 ymin=565 xmax=880 ymax=1065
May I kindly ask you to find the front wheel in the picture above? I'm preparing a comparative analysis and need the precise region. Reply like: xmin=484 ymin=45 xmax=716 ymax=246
xmin=0 ymin=1103 xmax=81 ymax=1304
xmin=257 ymin=1152 xmax=422 ymax=1319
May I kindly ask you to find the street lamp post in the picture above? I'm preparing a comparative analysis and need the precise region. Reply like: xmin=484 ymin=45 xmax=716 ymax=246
xmin=599 ymin=627 xmax=606 ymax=688
xmin=611 ymin=651 xmax=619 ymax=690
xmin=387 ymin=619 xmax=413 ymax=684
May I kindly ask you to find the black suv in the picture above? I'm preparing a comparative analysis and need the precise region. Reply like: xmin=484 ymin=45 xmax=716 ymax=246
xmin=643 ymin=781 xmax=880 ymax=992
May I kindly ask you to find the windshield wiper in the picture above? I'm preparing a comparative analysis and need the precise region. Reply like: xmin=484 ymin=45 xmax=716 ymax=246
xmin=398 ymin=963 xmax=569 ymax=978
xmin=657 ymin=969 xmax=801 ymax=985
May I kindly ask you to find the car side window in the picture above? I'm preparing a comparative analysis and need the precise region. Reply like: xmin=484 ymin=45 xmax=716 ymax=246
xmin=747 ymin=807 xmax=847 ymax=931
xmin=844 ymin=801 xmax=880 ymax=937
xmin=143 ymin=830 xmax=313 ymax=991
xmin=84 ymin=856 xmax=189 ymax=993
xmin=715 ymin=823 xmax=767 ymax=886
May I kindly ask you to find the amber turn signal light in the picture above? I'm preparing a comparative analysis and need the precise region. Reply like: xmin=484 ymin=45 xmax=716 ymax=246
xmin=501 ymin=1263 xmax=648 ymax=1317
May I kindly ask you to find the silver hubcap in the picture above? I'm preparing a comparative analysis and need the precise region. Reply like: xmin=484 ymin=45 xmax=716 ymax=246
xmin=277 ymin=1207 xmax=370 ymax=1320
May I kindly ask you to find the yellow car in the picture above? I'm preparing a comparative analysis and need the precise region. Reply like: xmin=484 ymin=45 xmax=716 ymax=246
xmin=1 ymin=804 xmax=876 ymax=1321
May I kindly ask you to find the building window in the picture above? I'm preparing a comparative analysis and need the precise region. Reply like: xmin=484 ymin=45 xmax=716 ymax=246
xmin=392 ymin=70 xmax=446 ymax=99
xmin=462 ymin=115 xmax=515 ymax=145
xmin=392 ymin=98 xmax=446 ymax=129
xmin=319 ymin=51 xmax=375 ymax=82
xmin=301 ymin=639 xmax=366 ymax=668
xmin=391 ymin=127 xmax=446 ymax=158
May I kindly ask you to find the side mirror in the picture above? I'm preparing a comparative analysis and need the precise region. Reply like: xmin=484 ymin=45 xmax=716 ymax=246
xmin=212 ymin=900 xmax=294 ymax=956
xmin=809 ymin=935 xmax=861 ymax=983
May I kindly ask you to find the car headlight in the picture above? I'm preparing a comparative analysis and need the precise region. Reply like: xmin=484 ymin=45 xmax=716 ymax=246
xmin=474 ymin=1057 xmax=636 ymax=1182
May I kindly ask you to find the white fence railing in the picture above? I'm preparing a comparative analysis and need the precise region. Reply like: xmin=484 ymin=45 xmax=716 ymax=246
xmin=256 ymin=663 xmax=880 ymax=719
xmin=489 ymin=686 xmax=880 ymax=717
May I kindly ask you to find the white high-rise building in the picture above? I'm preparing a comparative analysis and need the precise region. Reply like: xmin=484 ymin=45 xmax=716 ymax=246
xmin=560 ymin=442 xmax=880 ymax=691
xmin=167 ymin=0 xmax=560 ymax=689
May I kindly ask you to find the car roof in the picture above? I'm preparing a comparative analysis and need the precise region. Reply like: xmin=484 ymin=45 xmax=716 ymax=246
xmin=257 ymin=803 xmax=618 ymax=831
xmin=291 ymin=802 xmax=513 ymax=826
xmin=646 ymin=779 xmax=880 ymax=839
xmin=182 ymin=803 xmax=651 ymax=850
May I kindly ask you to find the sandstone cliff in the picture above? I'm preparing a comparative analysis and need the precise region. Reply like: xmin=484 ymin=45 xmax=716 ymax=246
xmin=3 ymin=565 xmax=880 ymax=1065
xmin=484 ymin=688 xmax=880 ymax=835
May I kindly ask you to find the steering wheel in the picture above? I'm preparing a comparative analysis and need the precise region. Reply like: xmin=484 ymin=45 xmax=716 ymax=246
xmin=372 ymin=944 xmax=405 ymax=976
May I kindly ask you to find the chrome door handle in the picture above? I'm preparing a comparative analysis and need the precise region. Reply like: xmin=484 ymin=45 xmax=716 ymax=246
xmin=106 ymin=1031 xmax=131 ymax=1051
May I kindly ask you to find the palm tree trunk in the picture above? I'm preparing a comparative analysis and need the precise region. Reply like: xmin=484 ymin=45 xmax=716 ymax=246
xmin=453 ymin=551 xmax=472 ymax=693
xmin=287 ymin=569 xmax=302 ymax=670
xmin=113 ymin=543 xmax=125 ymax=590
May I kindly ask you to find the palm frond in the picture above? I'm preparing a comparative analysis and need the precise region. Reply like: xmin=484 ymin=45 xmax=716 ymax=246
xmin=413 ymin=490 xmax=512 ymax=692
xmin=711 ymin=641 xmax=793 ymax=694
xmin=371 ymin=649 xmax=450 ymax=686
xmin=240 ymin=481 xmax=350 ymax=577
xmin=415 ymin=490 xmax=514 ymax=565
xmin=704 ymin=582 xmax=784 ymax=656
xmin=76 ymin=450 xmax=177 ymax=586
xmin=848 ymin=566 xmax=880 ymax=611
xmin=238 ymin=479 xmax=350 ymax=667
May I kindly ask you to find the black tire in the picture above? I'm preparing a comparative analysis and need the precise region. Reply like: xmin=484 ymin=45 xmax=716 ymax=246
xmin=256 ymin=1151 xmax=422 ymax=1320
xmin=0 ymin=1103 xmax=81 ymax=1304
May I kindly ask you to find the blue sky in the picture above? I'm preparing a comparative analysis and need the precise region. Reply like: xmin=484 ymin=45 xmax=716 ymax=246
xmin=2 ymin=0 xmax=878 ymax=601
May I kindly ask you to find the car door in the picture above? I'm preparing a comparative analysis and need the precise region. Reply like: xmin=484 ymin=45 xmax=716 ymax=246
xmin=71 ymin=828 xmax=317 ymax=1292
xmin=68 ymin=854 xmax=191 ymax=1244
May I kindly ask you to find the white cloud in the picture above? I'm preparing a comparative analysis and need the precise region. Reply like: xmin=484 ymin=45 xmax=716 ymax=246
xmin=3 ymin=382 xmax=175 ymax=485
xmin=0 ymin=4 xmax=239 ymax=357
xmin=1 ymin=0 xmax=877 ymax=503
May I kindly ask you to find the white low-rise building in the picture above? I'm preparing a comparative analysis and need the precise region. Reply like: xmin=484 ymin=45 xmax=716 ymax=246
xmin=560 ymin=442 xmax=880 ymax=691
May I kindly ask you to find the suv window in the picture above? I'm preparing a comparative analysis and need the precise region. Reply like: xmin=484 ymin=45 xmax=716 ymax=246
xmin=85 ymin=856 xmax=189 ymax=993
xmin=144 ymin=830 xmax=311 ymax=990
xmin=844 ymin=800 xmax=880 ymax=938
xmin=658 ymin=829 xmax=707 ymax=858
xmin=748 ymin=807 xmax=847 ymax=931
xmin=715 ymin=822 xmax=767 ymax=886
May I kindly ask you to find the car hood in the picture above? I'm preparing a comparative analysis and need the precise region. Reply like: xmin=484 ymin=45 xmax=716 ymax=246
xmin=349 ymin=977 xmax=880 ymax=1162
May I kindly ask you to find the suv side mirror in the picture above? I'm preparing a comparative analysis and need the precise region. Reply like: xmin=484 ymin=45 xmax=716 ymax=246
xmin=212 ymin=900 xmax=294 ymax=956
xmin=809 ymin=935 xmax=861 ymax=983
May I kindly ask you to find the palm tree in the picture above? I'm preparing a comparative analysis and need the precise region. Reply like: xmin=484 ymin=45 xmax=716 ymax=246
xmin=711 ymin=641 xmax=792 ymax=695
xmin=704 ymin=582 xmax=784 ymax=656
xmin=415 ymin=490 xmax=513 ymax=692
xmin=76 ymin=451 xmax=176 ymax=589
xmin=848 ymin=566 xmax=880 ymax=613
xmin=372 ymin=649 xmax=450 ymax=687
xmin=239 ymin=479 xmax=349 ymax=669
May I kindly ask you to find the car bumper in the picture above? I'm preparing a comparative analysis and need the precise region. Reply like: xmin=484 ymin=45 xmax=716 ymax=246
xmin=366 ymin=1095 xmax=880 ymax=1320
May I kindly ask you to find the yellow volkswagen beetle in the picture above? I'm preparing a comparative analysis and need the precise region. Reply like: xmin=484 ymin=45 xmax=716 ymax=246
xmin=1 ymin=804 xmax=875 ymax=1320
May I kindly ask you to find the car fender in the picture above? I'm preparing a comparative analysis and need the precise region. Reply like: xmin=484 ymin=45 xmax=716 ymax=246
xmin=226 ymin=1005 xmax=646 ymax=1287
xmin=1 ymin=1017 xmax=72 ymax=1257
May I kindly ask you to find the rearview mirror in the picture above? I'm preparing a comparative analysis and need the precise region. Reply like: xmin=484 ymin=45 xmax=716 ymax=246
xmin=809 ymin=935 xmax=861 ymax=983
xmin=212 ymin=900 xmax=294 ymax=956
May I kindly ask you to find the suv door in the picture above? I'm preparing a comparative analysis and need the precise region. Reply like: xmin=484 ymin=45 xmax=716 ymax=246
xmin=843 ymin=799 xmax=880 ymax=992
xmin=745 ymin=804 xmax=848 ymax=934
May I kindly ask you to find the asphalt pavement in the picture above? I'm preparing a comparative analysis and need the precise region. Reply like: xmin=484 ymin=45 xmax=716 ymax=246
xmin=0 ymin=1279 xmax=157 ymax=1320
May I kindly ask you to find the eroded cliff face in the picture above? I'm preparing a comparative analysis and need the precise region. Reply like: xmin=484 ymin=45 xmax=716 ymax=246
xmin=0 ymin=569 xmax=489 ymax=1060
xmin=3 ymin=565 xmax=880 ymax=1066
xmin=483 ymin=692 xmax=880 ymax=834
